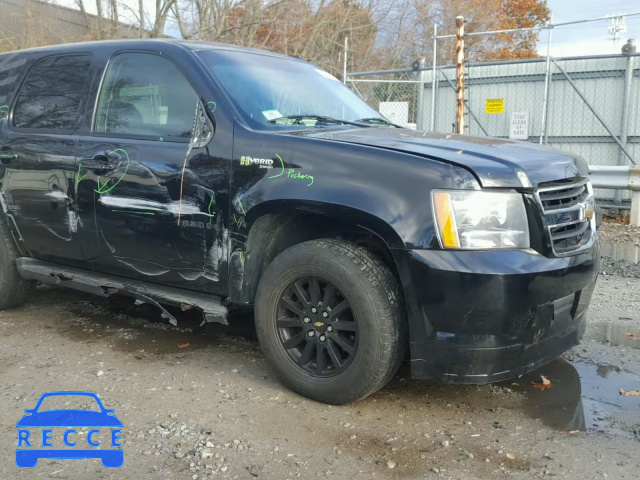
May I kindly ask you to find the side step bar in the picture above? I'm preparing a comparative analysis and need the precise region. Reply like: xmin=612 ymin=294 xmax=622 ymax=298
xmin=15 ymin=258 xmax=228 ymax=326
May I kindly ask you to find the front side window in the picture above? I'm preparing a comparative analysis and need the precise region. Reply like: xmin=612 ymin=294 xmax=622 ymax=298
xmin=196 ymin=50 xmax=384 ymax=131
xmin=13 ymin=54 xmax=90 ymax=130
xmin=94 ymin=53 xmax=199 ymax=141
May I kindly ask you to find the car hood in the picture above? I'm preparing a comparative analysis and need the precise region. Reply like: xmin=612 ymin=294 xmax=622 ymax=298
xmin=16 ymin=410 xmax=123 ymax=427
xmin=292 ymin=128 xmax=589 ymax=188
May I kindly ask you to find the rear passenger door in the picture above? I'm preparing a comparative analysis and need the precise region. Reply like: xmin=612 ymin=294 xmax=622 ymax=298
xmin=75 ymin=51 xmax=226 ymax=292
xmin=0 ymin=54 xmax=91 ymax=262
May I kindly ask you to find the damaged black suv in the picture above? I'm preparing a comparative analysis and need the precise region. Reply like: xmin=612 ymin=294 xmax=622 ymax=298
xmin=0 ymin=40 xmax=598 ymax=404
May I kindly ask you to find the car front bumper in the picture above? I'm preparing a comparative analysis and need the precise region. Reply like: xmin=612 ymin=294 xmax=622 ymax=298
xmin=394 ymin=242 xmax=599 ymax=382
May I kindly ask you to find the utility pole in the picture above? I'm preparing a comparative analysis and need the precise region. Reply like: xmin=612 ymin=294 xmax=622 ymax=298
xmin=608 ymin=15 xmax=627 ymax=54
xmin=455 ymin=16 xmax=465 ymax=134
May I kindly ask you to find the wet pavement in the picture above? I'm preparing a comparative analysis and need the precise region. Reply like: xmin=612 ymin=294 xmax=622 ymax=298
xmin=501 ymin=360 xmax=640 ymax=439
xmin=1 ymin=270 xmax=639 ymax=479
xmin=62 ymin=292 xmax=640 ymax=441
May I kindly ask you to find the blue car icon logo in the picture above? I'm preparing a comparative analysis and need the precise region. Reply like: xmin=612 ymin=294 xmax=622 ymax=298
xmin=16 ymin=391 xmax=123 ymax=468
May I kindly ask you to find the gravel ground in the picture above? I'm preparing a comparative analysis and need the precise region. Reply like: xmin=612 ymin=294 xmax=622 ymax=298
xmin=0 ymin=238 xmax=638 ymax=479
xmin=598 ymin=222 xmax=640 ymax=278
xmin=597 ymin=223 xmax=640 ymax=245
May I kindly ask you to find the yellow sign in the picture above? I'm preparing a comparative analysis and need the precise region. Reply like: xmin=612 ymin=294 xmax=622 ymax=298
xmin=485 ymin=98 xmax=505 ymax=114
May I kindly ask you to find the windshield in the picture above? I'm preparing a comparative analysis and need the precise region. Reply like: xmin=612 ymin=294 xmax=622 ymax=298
xmin=196 ymin=49 xmax=385 ymax=131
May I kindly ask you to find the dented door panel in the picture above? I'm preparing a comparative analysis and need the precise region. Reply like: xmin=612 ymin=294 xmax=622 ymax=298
xmin=74 ymin=139 xmax=229 ymax=294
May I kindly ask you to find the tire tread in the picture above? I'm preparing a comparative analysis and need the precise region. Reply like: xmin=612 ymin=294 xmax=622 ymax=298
xmin=255 ymin=238 xmax=407 ymax=404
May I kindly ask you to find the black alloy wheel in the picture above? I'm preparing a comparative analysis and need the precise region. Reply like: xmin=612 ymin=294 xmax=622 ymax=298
xmin=254 ymin=239 xmax=407 ymax=404
xmin=277 ymin=276 xmax=358 ymax=377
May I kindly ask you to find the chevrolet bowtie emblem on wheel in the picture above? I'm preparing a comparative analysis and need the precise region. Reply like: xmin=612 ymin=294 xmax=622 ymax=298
xmin=314 ymin=322 xmax=324 ymax=328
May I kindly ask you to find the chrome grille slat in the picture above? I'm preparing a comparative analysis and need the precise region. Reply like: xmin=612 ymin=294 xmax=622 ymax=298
xmin=535 ymin=178 xmax=596 ymax=257
xmin=549 ymin=221 xmax=589 ymax=241
xmin=539 ymin=186 xmax=585 ymax=202
xmin=537 ymin=180 xmax=589 ymax=211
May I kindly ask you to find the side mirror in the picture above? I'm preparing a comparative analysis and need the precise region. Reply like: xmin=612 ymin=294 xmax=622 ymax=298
xmin=191 ymin=101 xmax=214 ymax=149
xmin=23 ymin=409 xmax=33 ymax=414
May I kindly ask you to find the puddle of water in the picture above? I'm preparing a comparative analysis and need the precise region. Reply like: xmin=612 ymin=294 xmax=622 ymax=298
xmin=502 ymin=359 xmax=640 ymax=438
xmin=600 ymin=241 xmax=640 ymax=264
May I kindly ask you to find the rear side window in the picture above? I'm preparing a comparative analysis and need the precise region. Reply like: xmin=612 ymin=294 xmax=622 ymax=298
xmin=0 ymin=54 xmax=27 ymax=121
xmin=93 ymin=53 xmax=199 ymax=142
xmin=13 ymin=54 xmax=91 ymax=130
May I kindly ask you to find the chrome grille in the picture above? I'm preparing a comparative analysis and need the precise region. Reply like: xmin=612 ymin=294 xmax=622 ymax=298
xmin=535 ymin=178 xmax=596 ymax=256
xmin=537 ymin=181 xmax=588 ymax=211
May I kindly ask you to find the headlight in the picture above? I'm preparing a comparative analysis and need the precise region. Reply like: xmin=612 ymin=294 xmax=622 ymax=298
xmin=432 ymin=190 xmax=530 ymax=249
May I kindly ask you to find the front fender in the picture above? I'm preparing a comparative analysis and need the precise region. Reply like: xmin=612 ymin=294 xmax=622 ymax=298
xmin=231 ymin=125 xmax=480 ymax=250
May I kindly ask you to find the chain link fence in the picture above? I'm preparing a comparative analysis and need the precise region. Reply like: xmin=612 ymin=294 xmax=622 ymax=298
xmin=347 ymin=15 xmax=640 ymax=208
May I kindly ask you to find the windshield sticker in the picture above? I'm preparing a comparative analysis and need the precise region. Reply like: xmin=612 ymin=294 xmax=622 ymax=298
xmin=314 ymin=68 xmax=340 ymax=82
xmin=261 ymin=110 xmax=282 ymax=121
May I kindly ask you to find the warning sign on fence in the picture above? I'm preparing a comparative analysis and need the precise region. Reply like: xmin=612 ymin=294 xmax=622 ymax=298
xmin=485 ymin=98 xmax=505 ymax=114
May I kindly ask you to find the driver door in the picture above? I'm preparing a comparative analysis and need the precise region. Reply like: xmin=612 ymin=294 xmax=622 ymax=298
xmin=75 ymin=51 xmax=227 ymax=293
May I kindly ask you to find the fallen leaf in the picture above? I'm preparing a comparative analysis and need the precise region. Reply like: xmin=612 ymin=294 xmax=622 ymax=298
xmin=506 ymin=453 xmax=515 ymax=459
xmin=568 ymin=430 xmax=580 ymax=435
xmin=178 ymin=343 xmax=191 ymax=349
xmin=530 ymin=375 xmax=552 ymax=390
xmin=620 ymin=388 xmax=640 ymax=396
xmin=510 ymin=382 xmax=520 ymax=387
xmin=624 ymin=332 xmax=639 ymax=340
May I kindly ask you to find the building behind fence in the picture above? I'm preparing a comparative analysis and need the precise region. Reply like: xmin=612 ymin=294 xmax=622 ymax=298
xmin=347 ymin=15 xmax=639 ymax=208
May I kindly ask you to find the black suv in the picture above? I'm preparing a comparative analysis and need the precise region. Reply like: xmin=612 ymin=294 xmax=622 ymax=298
xmin=0 ymin=40 xmax=599 ymax=404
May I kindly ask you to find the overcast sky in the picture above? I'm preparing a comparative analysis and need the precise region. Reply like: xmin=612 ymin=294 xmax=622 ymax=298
xmin=542 ymin=0 xmax=640 ymax=56
xmin=57 ymin=0 xmax=640 ymax=58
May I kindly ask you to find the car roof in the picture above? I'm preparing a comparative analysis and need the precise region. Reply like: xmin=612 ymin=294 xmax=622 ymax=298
xmin=0 ymin=39 xmax=305 ymax=64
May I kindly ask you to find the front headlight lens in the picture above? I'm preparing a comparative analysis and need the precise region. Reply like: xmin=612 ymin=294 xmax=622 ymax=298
xmin=432 ymin=190 xmax=530 ymax=249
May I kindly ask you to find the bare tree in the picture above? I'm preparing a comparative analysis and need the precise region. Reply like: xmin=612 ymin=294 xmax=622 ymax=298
xmin=139 ymin=0 xmax=145 ymax=35
xmin=151 ymin=0 xmax=178 ymax=37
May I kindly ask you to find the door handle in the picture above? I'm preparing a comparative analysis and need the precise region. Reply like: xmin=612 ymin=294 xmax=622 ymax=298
xmin=81 ymin=153 xmax=119 ymax=170
xmin=0 ymin=153 xmax=17 ymax=164
xmin=0 ymin=148 xmax=17 ymax=164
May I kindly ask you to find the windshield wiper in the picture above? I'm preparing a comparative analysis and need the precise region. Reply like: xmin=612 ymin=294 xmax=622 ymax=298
xmin=354 ymin=117 xmax=398 ymax=127
xmin=268 ymin=114 xmax=368 ymax=127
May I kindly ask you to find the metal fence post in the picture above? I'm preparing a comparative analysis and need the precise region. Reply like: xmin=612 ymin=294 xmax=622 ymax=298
xmin=430 ymin=24 xmax=438 ymax=131
xmin=342 ymin=36 xmax=348 ymax=84
xmin=455 ymin=16 xmax=465 ymax=134
xmin=539 ymin=19 xmax=553 ymax=144
xmin=416 ymin=58 xmax=427 ymax=130
xmin=630 ymin=167 xmax=640 ymax=226
xmin=615 ymin=40 xmax=636 ymax=203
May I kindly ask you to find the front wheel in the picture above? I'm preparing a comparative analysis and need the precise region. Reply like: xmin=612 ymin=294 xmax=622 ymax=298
xmin=255 ymin=239 xmax=406 ymax=404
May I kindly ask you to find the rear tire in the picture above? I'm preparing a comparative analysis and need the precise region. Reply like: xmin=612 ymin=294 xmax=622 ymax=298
xmin=0 ymin=216 xmax=35 ymax=310
xmin=255 ymin=239 xmax=406 ymax=404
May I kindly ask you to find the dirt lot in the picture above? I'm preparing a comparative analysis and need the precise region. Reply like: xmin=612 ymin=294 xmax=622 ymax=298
xmin=1 ymin=242 xmax=639 ymax=479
